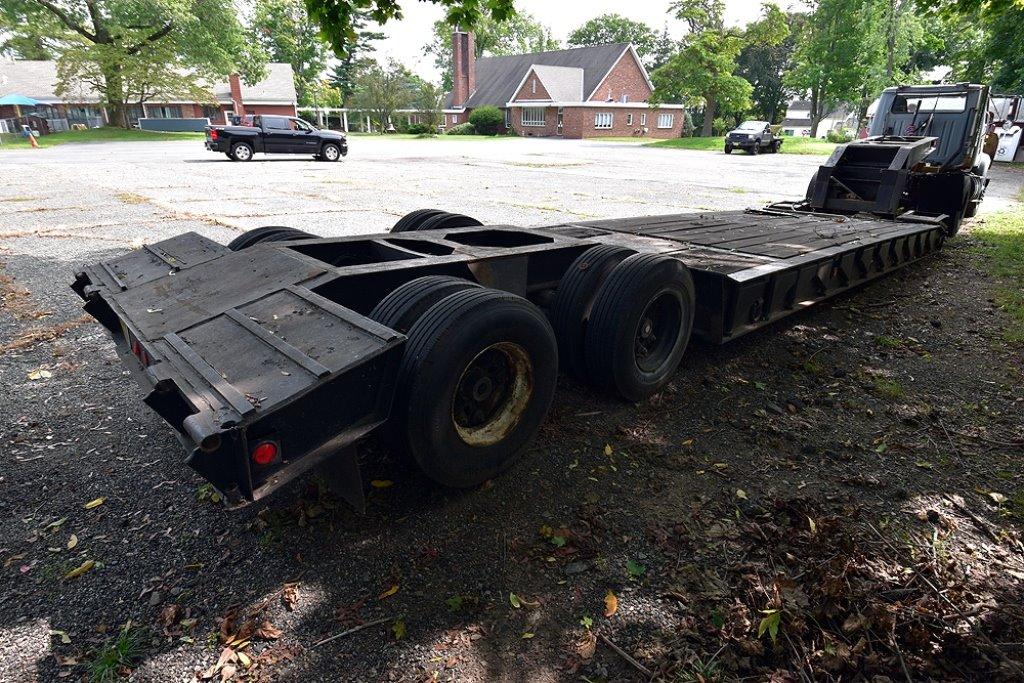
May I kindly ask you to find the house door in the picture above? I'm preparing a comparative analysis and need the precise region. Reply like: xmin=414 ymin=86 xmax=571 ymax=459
xmin=557 ymin=108 xmax=564 ymax=136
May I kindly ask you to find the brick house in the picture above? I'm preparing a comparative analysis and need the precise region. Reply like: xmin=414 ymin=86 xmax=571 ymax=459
xmin=0 ymin=60 xmax=297 ymax=132
xmin=443 ymin=32 xmax=686 ymax=139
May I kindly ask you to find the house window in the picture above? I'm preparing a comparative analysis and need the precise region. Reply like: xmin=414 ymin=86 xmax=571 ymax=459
xmin=657 ymin=113 xmax=675 ymax=129
xmin=521 ymin=107 xmax=545 ymax=126
xmin=621 ymin=94 xmax=629 ymax=103
xmin=626 ymin=113 xmax=634 ymax=126
xmin=147 ymin=105 xmax=182 ymax=118
xmin=450 ymin=114 xmax=458 ymax=124
xmin=640 ymin=113 xmax=647 ymax=126
xmin=595 ymin=112 xmax=613 ymax=129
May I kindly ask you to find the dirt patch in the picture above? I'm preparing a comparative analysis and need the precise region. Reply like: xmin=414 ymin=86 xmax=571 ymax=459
xmin=0 ymin=268 xmax=50 ymax=320
xmin=0 ymin=314 xmax=94 ymax=353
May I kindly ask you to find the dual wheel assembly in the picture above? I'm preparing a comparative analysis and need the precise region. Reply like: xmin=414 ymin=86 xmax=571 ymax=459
xmin=369 ymin=242 xmax=695 ymax=490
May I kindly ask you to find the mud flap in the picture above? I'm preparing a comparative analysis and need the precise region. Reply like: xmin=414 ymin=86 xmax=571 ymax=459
xmin=320 ymin=445 xmax=366 ymax=513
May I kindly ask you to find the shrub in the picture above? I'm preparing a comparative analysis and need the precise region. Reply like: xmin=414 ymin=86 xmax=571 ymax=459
xmin=407 ymin=123 xmax=433 ymax=135
xmin=446 ymin=122 xmax=477 ymax=135
xmin=826 ymin=128 xmax=855 ymax=143
xmin=469 ymin=106 xmax=504 ymax=135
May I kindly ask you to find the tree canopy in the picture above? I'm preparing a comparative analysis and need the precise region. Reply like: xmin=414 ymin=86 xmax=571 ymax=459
xmin=567 ymin=14 xmax=659 ymax=63
xmin=424 ymin=12 xmax=559 ymax=91
xmin=250 ymin=0 xmax=331 ymax=106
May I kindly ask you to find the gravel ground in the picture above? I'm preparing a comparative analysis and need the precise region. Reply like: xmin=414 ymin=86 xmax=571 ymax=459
xmin=1 ymin=138 xmax=1023 ymax=682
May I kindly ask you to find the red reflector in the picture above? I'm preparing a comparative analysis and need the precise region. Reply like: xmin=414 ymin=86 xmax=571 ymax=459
xmin=252 ymin=442 xmax=278 ymax=466
xmin=210 ymin=129 xmax=218 ymax=140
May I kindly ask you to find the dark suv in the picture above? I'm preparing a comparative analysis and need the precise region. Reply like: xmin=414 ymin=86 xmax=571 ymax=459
xmin=725 ymin=121 xmax=781 ymax=155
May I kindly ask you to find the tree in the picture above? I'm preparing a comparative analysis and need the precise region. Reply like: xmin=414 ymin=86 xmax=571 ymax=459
xmin=736 ymin=5 xmax=796 ymax=123
xmin=329 ymin=10 xmax=384 ymax=104
xmin=651 ymin=0 xmax=773 ymax=137
xmin=0 ymin=0 xmax=262 ymax=127
xmin=351 ymin=59 xmax=416 ymax=132
xmin=304 ymin=0 xmax=515 ymax=57
xmin=424 ymin=12 xmax=559 ymax=90
xmin=784 ymin=0 xmax=872 ymax=137
xmin=250 ymin=0 xmax=330 ymax=107
xmin=567 ymin=14 xmax=658 ymax=63
xmin=469 ymin=105 xmax=503 ymax=134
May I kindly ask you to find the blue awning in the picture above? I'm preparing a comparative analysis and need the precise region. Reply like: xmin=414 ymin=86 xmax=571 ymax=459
xmin=0 ymin=93 xmax=42 ymax=106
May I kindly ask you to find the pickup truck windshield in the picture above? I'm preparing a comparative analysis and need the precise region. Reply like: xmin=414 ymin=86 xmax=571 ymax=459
xmin=737 ymin=121 xmax=768 ymax=130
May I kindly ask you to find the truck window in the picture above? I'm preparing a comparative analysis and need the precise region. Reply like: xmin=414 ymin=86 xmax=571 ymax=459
xmin=891 ymin=95 xmax=967 ymax=114
xmin=263 ymin=116 xmax=290 ymax=130
xmin=290 ymin=119 xmax=314 ymax=132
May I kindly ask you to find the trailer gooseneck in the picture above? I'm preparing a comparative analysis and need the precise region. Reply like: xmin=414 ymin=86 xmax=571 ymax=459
xmin=72 ymin=84 xmax=993 ymax=509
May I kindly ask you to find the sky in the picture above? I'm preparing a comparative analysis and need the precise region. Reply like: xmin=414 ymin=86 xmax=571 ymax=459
xmin=369 ymin=0 xmax=809 ymax=82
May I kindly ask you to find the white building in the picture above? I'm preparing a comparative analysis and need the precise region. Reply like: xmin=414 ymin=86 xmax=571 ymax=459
xmin=780 ymin=100 xmax=859 ymax=138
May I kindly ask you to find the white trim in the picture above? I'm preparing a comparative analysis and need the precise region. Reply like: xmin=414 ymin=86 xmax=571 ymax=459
xmin=505 ymin=101 xmax=687 ymax=110
xmin=509 ymin=67 xmax=539 ymax=105
xmin=584 ymin=44 xmax=654 ymax=102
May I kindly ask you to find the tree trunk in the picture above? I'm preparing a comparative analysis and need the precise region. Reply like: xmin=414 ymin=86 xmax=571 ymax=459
xmin=102 ymin=67 xmax=129 ymax=128
xmin=809 ymin=85 xmax=822 ymax=139
xmin=701 ymin=92 xmax=717 ymax=137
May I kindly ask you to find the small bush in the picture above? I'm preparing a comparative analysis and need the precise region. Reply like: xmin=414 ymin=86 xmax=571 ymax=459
xmin=469 ymin=106 xmax=504 ymax=135
xmin=446 ymin=122 xmax=477 ymax=135
xmin=826 ymin=128 xmax=855 ymax=143
xmin=406 ymin=123 xmax=433 ymax=135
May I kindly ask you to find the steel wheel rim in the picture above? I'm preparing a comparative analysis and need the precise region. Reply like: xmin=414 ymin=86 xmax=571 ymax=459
xmin=236 ymin=145 xmax=251 ymax=160
xmin=452 ymin=342 xmax=533 ymax=447
xmin=325 ymin=145 xmax=339 ymax=160
xmin=633 ymin=290 xmax=683 ymax=373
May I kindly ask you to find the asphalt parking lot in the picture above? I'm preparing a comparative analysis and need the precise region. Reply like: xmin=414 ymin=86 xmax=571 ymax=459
xmin=1 ymin=137 xmax=1023 ymax=682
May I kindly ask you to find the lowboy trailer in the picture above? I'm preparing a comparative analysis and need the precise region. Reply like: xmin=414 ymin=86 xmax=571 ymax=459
xmin=71 ymin=84 xmax=992 ymax=509
xmin=71 ymin=206 xmax=947 ymax=508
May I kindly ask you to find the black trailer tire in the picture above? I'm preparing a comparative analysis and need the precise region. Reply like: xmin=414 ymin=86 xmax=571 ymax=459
xmin=724 ymin=145 xmax=733 ymax=154
xmin=369 ymin=275 xmax=481 ymax=334
xmin=385 ymin=288 xmax=558 ymax=488
xmin=550 ymin=245 xmax=635 ymax=378
xmin=321 ymin=143 xmax=342 ymax=162
xmin=417 ymin=211 xmax=484 ymax=232
xmin=230 ymin=142 xmax=254 ymax=162
xmin=227 ymin=226 xmax=316 ymax=251
xmin=391 ymin=209 xmax=447 ymax=233
xmin=585 ymin=253 xmax=695 ymax=401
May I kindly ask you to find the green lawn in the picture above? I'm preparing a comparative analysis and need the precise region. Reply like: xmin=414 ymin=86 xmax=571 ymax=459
xmin=647 ymin=135 xmax=838 ymax=156
xmin=972 ymin=194 xmax=1024 ymax=342
xmin=0 ymin=127 xmax=204 ymax=149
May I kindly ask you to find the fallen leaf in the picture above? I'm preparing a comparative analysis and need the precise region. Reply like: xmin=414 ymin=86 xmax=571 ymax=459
xmin=521 ymin=632 xmax=535 ymax=639
xmin=255 ymin=621 xmax=282 ymax=640
xmin=63 ymin=559 xmax=95 ymax=580
xmin=736 ymin=489 xmax=748 ymax=500
xmin=378 ymin=584 xmax=399 ymax=600
xmin=49 ymin=629 xmax=71 ymax=644
xmin=220 ymin=663 xmax=237 ymax=681
xmin=509 ymin=593 xmax=522 ymax=609
xmin=27 ymin=369 xmax=52 ymax=380
xmin=66 ymin=534 xmax=78 ymax=550
xmin=603 ymin=444 xmax=613 ymax=456
xmin=84 ymin=497 xmax=105 ymax=510
xmin=604 ymin=590 xmax=618 ymax=618
xmin=990 ymin=492 xmax=1007 ymax=505
xmin=626 ymin=559 xmax=646 ymax=580
xmin=370 ymin=480 xmax=393 ymax=489
xmin=392 ymin=618 xmax=406 ymax=639
xmin=282 ymin=583 xmax=299 ymax=610
xmin=578 ymin=631 xmax=597 ymax=659
xmin=237 ymin=651 xmax=252 ymax=668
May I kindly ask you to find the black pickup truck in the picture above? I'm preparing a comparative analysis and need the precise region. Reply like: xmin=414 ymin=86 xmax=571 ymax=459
xmin=205 ymin=115 xmax=348 ymax=162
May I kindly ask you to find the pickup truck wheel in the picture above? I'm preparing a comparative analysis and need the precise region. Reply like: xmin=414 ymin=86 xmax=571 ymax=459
xmin=321 ymin=143 xmax=342 ymax=162
xmin=227 ymin=226 xmax=316 ymax=251
xmin=749 ymin=141 xmax=760 ymax=155
xmin=771 ymin=140 xmax=781 ymax=153
xmin=230 ymin=142 xmax=254 ymax=162
xmin=550 ymin=245 xmax=635 ymax=379
xmin=370 ymin=275 xmax=481 ymax=334
xmin=384 ymin=288 xmax=558 ymax=488
xmin=585 ymin=254 xmax=695 ymax=401
xmin=724 ymin=145 xmax=733 ymax=154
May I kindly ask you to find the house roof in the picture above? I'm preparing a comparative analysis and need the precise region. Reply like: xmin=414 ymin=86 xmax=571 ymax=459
xmin=446 ymin=43 xmax=632 ymax=108
xmin=517 ymin=65 xmax=584 ymax=102
xmin=0 ymin=60 xmax=297 ymax=105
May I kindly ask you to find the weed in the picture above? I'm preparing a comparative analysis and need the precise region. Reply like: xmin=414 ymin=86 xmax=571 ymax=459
xmin=88 ymin=623 xmax=146 ymax=682
xmin=972 ymin=210 xmax=1024 ymax=342
xmin=873 ymin=377 xmax=905 ymax=400
xmin=875 ymin=335 xmax=904 ymax=348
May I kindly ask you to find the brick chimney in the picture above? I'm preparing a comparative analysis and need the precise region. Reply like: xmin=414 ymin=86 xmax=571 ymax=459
xmin=229 ymin=73 xmax=246 ymax=116
xmin=452 ymin=30 xmax=476 ymax=107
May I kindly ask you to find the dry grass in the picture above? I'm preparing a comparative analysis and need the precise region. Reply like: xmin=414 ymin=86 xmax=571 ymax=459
xmin=0 ymin=315 xmax=94 ymax=353
xmin=0 ymin=269 xmax=49 ymax=320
